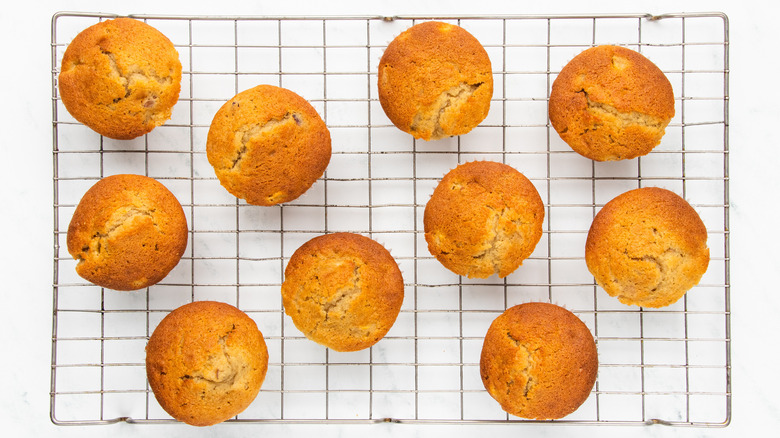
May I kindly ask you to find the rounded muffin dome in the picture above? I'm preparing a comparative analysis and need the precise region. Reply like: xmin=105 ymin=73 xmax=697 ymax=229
xmin=146 ymin=301 xmax=269 ymax=426
xmin=206 ymin=84 xmax=331 ymax=206
xmin=58 ymin=18 xmax=182 ymax=139
xmin=548 ymin=45 xmax=675 ymax=161
xmin=66 ymin=174 xmax=188 ymax=291
xmin=480 ymin=302 xmax=598 ymax=419
xmin=281 ymin=233 xmax=404 ymax=352
xmin=586 ymin=187 xmax=710 ymax=308
xmin=424 ymin=161 xmax=544 ymax=278
xmin=377 ymin=21 xmax=493 ymax=140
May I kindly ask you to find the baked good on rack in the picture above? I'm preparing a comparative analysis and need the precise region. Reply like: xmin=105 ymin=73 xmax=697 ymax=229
xmin=586 ymin=187 xmax=709 ymax=308
xmin=281 ymin=232 xmax=404 ymax=352
xmin=423 ymin=161 xmax=544 ymax=278
xmin=206 ymin=84 xmax=331 ymax=206
xmin=480 ymin=302 xmax=598 ymax=420
xmin=146 ymin=301 xmax=269 ymax=426
xmin=58 ymin=17 xmax=182 ymax=140
xmin=66 ymin=174 xmax=188 ymax=291
xmin=548 ymin=45 xmax=675 ymax=161
xmin=377 ymin=21 xmax=493 ymax=141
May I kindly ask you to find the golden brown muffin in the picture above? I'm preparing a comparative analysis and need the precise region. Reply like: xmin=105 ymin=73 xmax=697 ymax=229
xmin=585 ymin=187 xmax=710 ymax=308
xmin=146 ymin=301 xmax=269 ymax=426
xmin=548 ymin=45 xmax=675 ymax=161
xmin=480 ymin=302 xmax=598 ymax=420
xmin=424 ymin=161 xmax=544 ymax=278
xmin=58 ymin=18 xmax=182 ymax=140
xmin=206 ymin=85 xmax=332 ymax=206
xmin=66 ymin=174 xmax=188 ymax=291
xmin=377 ymin=21 xmax=493 ymax=141
xmin=281 ymin=233 xmax=404 ymax=352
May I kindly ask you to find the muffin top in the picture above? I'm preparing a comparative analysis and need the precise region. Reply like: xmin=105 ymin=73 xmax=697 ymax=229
xmin=480 ymin=302 xmax=598 ymax=420
xmin=146 ymin=301 xmax=269 ymax=426
xmin=58 ymin=17 xmax=182 ymax=140
xmin=66 ymin=174 xmax=188 ymax=291
xmin=377 ymin=21 xmax=493 ymax=140
xmin=424 ymin=161 xmax=544 ymax=278
xmin=548 ymin=45 xmax=675 ymax=161
xmin=586 ymin=187 xmax=710 ymax=308
xmin=206 ymin=84 xmax=331 ymax=206
xmin=281 ymin=233 xmax=404 ymax=352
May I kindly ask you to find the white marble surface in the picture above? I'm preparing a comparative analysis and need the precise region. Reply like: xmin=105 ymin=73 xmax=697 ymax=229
xmin=1 ymin=0 xmax=777 ymax=437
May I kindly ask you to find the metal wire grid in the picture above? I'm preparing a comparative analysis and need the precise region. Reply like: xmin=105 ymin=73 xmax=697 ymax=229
xmin=50 ymin=12 xmax=730 ymax=426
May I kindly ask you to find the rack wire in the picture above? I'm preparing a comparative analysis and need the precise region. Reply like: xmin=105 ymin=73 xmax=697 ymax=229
xmin=50 ymin=12 xmax=730 ymax=426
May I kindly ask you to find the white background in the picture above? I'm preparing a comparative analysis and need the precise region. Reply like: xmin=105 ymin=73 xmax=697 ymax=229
xmin=1 ymin=0 xmax=776 ymax=437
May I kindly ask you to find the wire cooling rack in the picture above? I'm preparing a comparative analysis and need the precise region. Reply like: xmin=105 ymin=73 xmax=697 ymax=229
xmin=50 ymin=12 xmax=730 ymax=426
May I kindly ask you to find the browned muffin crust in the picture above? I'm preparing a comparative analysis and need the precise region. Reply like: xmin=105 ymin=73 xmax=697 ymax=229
xmin=206 ymin=85 xmax=332 ymax=206
xmin=146 ymin=301 xmax=269 ymax=426
xmin=281 ymin=233 xmax=404 ymax=352
xmin=66 ymin=174 xmax=188 ymax=291
xmin=58 ymin=18 xmax=182 ymax=140
xmin=424 ymin=161 xmax=544 ymax=278
xmin=377 ymin=21 xmax=493 ymax=140
xmin=480 ymin=302 xmax=598 ymax=420
xmin=548 ymin=45 xmax=675 ymax=161
xmin=585 ymin=187 xmax=710 ymax=308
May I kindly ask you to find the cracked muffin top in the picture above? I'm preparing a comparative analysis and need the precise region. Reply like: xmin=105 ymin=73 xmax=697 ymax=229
xmin=424 ymin=161 xmax=544 ymax=278
xmin=281 ymin=232 xmax=404 ymax=352
xmin=548 ymin=45 xmax=675 ymax=161
xmin=377 ymin=21 xmax=493 ymax=141
xmin=206 ymin=84 xmax=331 ymax=206
xmin=146 ymin=301 xmax=269 ymax=426
xmin=66 ymin=174 xmax=188 ymax=291
xmin=480 ymin=302 xmax=598 ymax=420
xmin=58 ymin=18 xmax=182 ymax=140
xmin=586 ymin=187 xmax=709 ymax=308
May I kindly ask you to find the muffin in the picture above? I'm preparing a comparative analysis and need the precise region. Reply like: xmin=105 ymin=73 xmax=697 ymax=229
xmin=424 ymin=161 xmax=544 ymax=278
xmin=480 ymin=302 xmax=598 ymax=420
xmin=58 ymin=17 xmax=182 ymax=140
xmin=281 ymin=233 xmax=404 ymax=352
xmin=586 ymin=187 xmax=710 ymax=308
xmin=206 ymin=84 xmax=331 ymax=206
xmin=548 ymin=45 xmax=675 ymax=161
xmin=66 ymin=174 xmax=188 ymax=291
xmin=146 ymin=301 xmax=269 ymax=426
xmin=377 ymin=21 xmax=493 ymax=141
